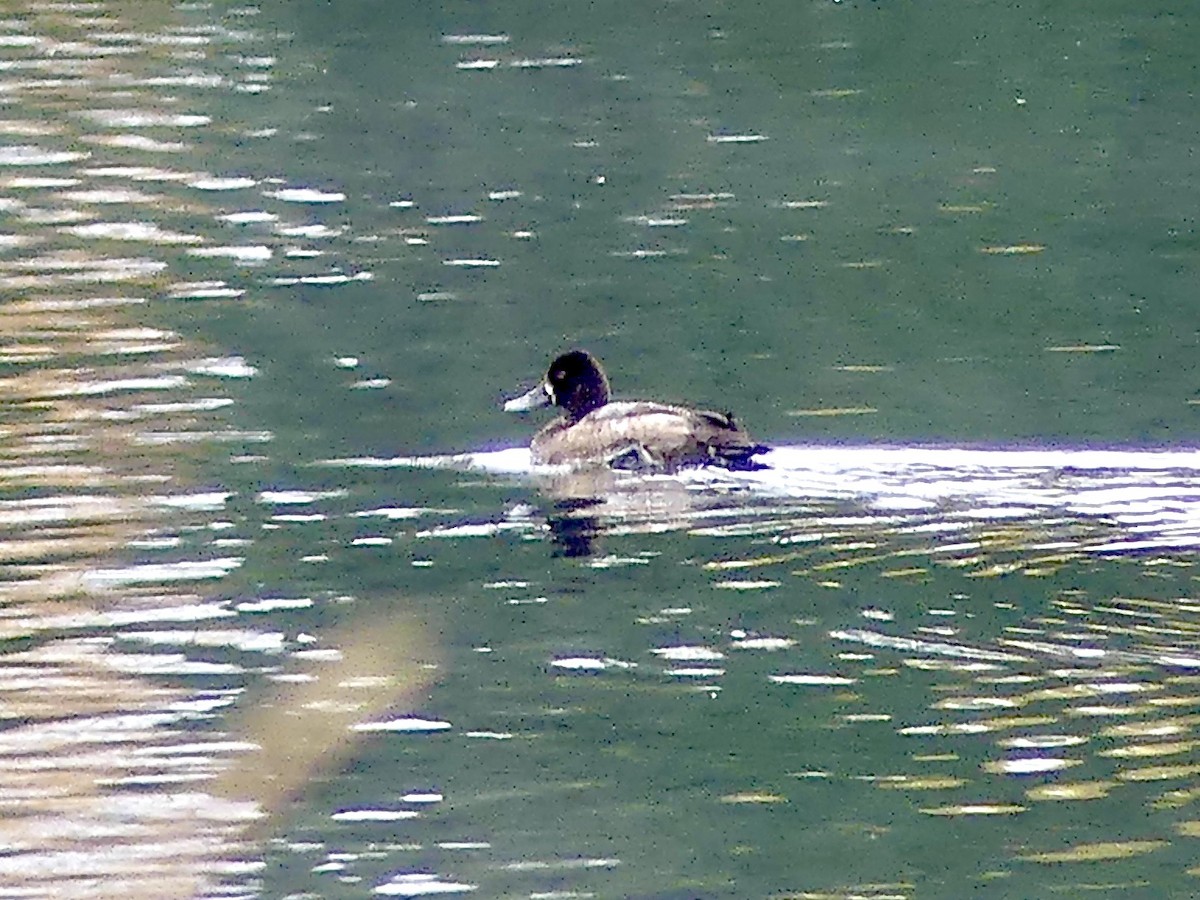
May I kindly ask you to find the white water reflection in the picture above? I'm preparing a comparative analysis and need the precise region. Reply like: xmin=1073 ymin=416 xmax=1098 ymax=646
xmin=322 ymin=444 xmax=1200 ymax=553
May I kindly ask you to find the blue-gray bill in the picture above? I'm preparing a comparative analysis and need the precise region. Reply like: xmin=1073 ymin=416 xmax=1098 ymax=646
xmin=503 ymin=383 xmax=552 ymax=412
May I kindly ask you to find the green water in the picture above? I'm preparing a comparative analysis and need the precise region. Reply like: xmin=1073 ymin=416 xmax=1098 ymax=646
xmin=212 ymin=0 xmax=1199 ymax=453
xmin=1 ymin=1 xmax=1198 ymax=898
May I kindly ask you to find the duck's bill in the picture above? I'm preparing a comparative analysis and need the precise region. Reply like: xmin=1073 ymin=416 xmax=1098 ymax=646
xmin=503 ymin=382 xmax=552 ymax=412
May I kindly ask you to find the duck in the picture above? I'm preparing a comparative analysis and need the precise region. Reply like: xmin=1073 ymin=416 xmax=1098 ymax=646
xmin=503 ymin=349 xmax=769 ymax=471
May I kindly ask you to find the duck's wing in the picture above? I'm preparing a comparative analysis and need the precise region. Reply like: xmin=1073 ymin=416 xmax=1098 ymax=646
xmin=577 ymin=402 xmax=701 ymax=458
xmin=529 ymin=403 xmax=697 ymax=468
xmin=590 ymin=402 xmax=768 ymax=470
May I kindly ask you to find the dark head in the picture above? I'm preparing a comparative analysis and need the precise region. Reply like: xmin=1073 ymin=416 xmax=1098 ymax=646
xmin=504 ymin=349 xmax=611 ymax=421
xmin=545 ymin=350 xmax=610 ymax=420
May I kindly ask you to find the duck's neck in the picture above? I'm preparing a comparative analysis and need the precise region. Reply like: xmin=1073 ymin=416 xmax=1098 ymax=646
xmin=565 ymin=384 xmax=608 ymax=421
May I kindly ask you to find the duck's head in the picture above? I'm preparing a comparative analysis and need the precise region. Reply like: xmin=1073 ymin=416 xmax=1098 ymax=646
xmin=503 ymin=349 xmax=611 ymax=421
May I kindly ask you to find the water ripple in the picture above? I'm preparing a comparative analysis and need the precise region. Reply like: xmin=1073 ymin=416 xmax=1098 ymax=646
xmin=344 ymin=444 xmax=1200 ymax=556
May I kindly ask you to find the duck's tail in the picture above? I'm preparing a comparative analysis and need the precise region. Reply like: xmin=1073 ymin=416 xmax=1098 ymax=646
xmin=710 ymin=441 xmax=771 ymax=471
xmin=694 ymin=410 xmax=770 ymax=470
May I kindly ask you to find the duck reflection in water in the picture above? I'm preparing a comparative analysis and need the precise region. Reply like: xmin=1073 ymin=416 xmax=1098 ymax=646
xmin=546 ymin=497 xmax=603 ymax=558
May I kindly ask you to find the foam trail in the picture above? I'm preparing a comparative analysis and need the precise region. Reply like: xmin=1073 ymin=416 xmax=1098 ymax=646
xmin=319 ymin=444 xmax=1200 ymax=551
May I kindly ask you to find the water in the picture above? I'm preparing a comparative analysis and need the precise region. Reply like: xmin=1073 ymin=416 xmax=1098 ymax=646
xmin=1 ymin=0 xmax=1199 ymax=897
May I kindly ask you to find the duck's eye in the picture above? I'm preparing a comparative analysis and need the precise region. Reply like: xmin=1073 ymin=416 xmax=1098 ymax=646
xmin=552 ymin=370 xmax=565 ymax=382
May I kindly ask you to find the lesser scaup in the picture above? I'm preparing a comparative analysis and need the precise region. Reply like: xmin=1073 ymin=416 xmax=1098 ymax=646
xmin=504 ymin=349 xmax=769 ymax=471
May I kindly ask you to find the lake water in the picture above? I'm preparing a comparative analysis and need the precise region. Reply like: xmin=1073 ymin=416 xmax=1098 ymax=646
xmin=2 ymin=1 xmax=1199 ymax=897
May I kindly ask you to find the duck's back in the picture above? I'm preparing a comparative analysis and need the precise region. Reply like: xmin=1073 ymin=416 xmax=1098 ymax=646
xmin=531 ymin=401 xmax=767 ymax=470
